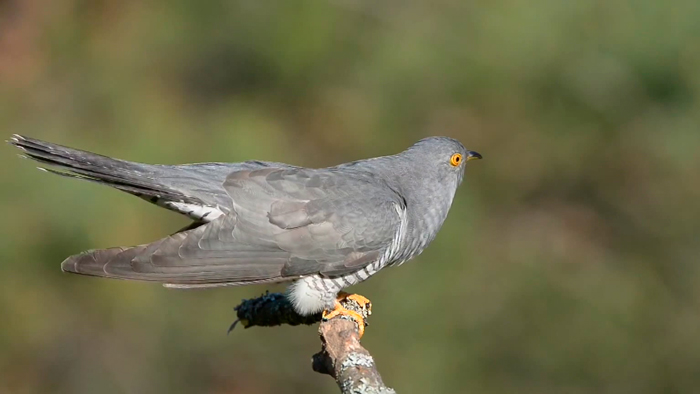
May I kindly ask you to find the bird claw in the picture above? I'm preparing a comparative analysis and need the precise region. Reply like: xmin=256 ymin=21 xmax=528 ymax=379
xmin=341 ymin=292 xmax=372 ymax=316
xmin=322 ymin=292 xmax=372 ymax=338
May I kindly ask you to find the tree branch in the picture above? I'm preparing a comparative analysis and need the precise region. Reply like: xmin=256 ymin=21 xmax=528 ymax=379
xmin=232 ymin=292 xmax=396 ymax=393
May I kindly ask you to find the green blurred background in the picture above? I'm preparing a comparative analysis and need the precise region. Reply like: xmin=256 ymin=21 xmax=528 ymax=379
xmin=1 ymin=1 xmax=699 ymax=393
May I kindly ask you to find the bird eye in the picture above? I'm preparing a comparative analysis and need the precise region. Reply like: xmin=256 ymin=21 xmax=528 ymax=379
xmin=450 ymin=153 xmax=462 ymax=166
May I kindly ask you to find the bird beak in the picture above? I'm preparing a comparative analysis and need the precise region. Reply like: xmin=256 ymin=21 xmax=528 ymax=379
xmin=466 ymin=151 xmax=482 ymax=161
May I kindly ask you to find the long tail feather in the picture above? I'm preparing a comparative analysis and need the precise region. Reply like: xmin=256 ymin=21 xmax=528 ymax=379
xmin=9 ymin=134 xmax=194 ymax=202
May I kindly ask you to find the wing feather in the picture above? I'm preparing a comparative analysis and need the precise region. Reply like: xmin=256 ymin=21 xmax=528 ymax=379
xmin=61 ymin=167 xmax=404 ymax=285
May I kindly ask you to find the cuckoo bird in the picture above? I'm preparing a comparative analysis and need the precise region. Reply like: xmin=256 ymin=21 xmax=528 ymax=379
xmin=9 ymin=135 xmax=481 ymax=336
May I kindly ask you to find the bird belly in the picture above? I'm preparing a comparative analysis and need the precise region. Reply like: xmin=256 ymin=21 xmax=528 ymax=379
xmin=285 ymin=261 xmax=384 ymax=315
xmin=286 ymin=277 xmax=333 ymax=315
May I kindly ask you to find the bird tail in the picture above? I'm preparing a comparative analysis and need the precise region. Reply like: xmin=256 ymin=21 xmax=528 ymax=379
xmin=8 ymin=134 xmax=192 ymax=203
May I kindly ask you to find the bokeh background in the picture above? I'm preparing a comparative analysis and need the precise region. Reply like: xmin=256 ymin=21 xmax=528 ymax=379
xmin=1 ymin=1 xmax=700 ymax=393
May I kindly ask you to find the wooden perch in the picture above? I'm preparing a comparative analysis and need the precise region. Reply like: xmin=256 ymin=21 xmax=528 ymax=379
xmin=232 ymin=292 xmax=396 ymax=394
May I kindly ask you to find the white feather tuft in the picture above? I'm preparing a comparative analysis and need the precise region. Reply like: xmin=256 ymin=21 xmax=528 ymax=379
xmin=286 ymin=279 xmax=328 ymax=316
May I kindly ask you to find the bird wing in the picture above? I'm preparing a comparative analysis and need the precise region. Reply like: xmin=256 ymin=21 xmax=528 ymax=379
xmin=61 ymin=167 xmax=405 ymax=285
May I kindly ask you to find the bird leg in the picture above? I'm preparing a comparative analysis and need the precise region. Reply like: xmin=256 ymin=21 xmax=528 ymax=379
xmin=322 ymin=292 xmax=372 ymax=338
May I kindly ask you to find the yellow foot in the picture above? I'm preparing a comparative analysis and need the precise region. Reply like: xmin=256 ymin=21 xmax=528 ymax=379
xmin=340 ymin=292 xmax=372 ymax=314
xmin=322 ymin=292 xmax=372 ymax=338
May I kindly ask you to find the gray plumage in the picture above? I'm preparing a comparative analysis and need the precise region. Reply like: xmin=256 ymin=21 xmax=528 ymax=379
xmin=9 ymin=134 xmax=481 ymax=315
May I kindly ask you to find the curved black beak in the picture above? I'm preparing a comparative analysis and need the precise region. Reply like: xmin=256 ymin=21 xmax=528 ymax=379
xmin=466 ymin=151 xmax=482 ymax=161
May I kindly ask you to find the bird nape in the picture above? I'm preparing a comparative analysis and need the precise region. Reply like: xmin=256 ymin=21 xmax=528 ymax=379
xmin=9 ymin=134 xmax=481 ymax=337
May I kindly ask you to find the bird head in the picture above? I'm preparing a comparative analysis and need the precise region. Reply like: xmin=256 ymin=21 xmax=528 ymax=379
xmin=405 ymin=136 xmax=482 ymax=187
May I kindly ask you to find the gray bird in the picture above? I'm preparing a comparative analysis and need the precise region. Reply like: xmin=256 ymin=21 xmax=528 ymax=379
xmin=9 ymin=135 xmax=481 ymax=336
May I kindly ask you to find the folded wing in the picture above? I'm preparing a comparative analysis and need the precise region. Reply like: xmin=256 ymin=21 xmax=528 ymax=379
xmin=61 ymin=167 xmax=405 ymax=286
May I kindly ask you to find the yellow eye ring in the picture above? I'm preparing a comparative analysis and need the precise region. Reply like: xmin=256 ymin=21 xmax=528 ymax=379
xmin=450 ymin=153 xmax=463 ymax=166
